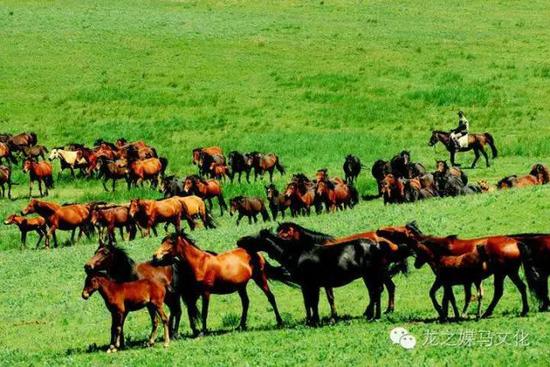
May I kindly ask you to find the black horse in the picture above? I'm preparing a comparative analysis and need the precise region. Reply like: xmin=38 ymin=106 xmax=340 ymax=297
xmin=227 ymin=151 xmax=252 ymax=183
xmin=343 ymin=155 xmax=362 ymax=184
xmin=237 ymin=227 xmax=392 ymax=325
xmin=161 ymin=175 xmax=185 ymax=198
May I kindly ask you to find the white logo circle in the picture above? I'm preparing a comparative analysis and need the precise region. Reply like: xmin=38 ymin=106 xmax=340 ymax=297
xmin=399 ymin=334 xmax=417 ymax=350
xmin=390 ymin=327 xmax=409 ymax=344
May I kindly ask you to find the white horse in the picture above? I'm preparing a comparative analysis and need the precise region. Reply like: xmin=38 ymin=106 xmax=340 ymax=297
xmin=49 ymin=148 xmax=87 ymax=177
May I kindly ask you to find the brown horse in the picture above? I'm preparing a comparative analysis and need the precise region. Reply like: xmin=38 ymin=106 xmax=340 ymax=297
xmin=516 ymin=234 xmax=550 ymax=311
xmin=151 ymin=232 xmax=283 ymax=336
xmin=0 ymin=142 xmax=17 ymax=166
xmin=429 ymin=130 xmax=498 ymax=168
xmin=91 ymin=205 xmax=137 ymax=243
xmin=229 ymin=196 xmax=270 ymax=225
xmin=497 ymin=163 xmax=549 ymax=189
xmin=84 ymin=243 xmax=183 ymax=338
xmin=248 ymin=152 xmax=285 ymax=182
xmin=183 ymin=175 xmax=227 ymax=216
xmin=380 ymin=174 xmax=404 ymax=204
xmin=284 ymin=181 xmax=316 ymax=216
xmin=128 ymin=198 xmax=182 ymax=237
xmin=22 ymin=159 xmax=54 ymax=198
xmin=4 ymin=214 xmax=47 ymax=249
xmin=21 ymin=199 xmax=93 ymax=247
xmin=172 ymin=195 xmax=215 ymax=230
xmin=209 ymin=163 xmax=229 ymax=181
xmin=192 ymin=146 xmax=223 ymax=166
xmin=22 ymin=145 xmax=48 ymax=161
xmin=82 ymin=274 xmax=170 ymax=352
xmin=315 ymin=180 xmax=356 ymax=212
xmin=8 ymin=132 xmax=37 ymax=151
xmin=0 ymin=165 xmax=13 ymax=199
xmin=376 ymin=222 xmax=529 ymax=318
xmin=127 ymin=157 xmax=166 ymax=188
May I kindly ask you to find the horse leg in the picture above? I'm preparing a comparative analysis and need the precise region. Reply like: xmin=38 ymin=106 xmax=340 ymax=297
xmin=268 ymin=169 xmax=274 ymax=183
xmin=252 ymin=272 xmax=283 ymax=326
xmin=475 ymin=281 xmax=484 ymax=320
xmin=384 ymin=277 xmax=395 ymax=314
xmin=301 ymin=287 xmax=313 ymax=325
xmin=38 ymin=180 xmax=44 ymax=197
xmin=471 ymin=148 xmax=480 ymax=169
xmin=236 ymin=213 xmax=243 ymax=226
xmin=200 ymin=291 xmax=210 ymax=335
xmin=109 ymin=312 xmax=118 ymax=352
xmin=118 ymin=226 xmax=124 ymax=241
xmin=324 ymin=287 xmax=338 ymax=322
xmin=429 ymin=279 xmax=444 ymax=319
xmin=35 ymin=229 xmax=45 ymax=249
xmin=184 ymin=294 xmax=200 ymax=337
xmin=20 ymin=230 xmax=27 ymax=250
xmin=480 ymin=146 xmax=490 ymax=167
xmin=482 ymin=273 xmax=505 ymax=318
xmin=508 ymin=270 xmax=529 ymax=316
xmin=447 ymin=286 xmax=460 ymax=321
xmin=146 ymin=305 xmax=159 ymax=347
xmin=248 ymin=215 xmax=252 ymax=225
xmin=164 ymin=292 xmax=181 ymax=339
xmin=237 ymin=287 xmax=249 ymax=330
xmin=310 ymin=287 xmax=321 ymax=326
xmin=461 ymin=283 xmax=472 ymax=317
xmin=28 ymin=179 xmax=33 ymax=198
xmin=450 ymin=150 xmax=456 ymax=167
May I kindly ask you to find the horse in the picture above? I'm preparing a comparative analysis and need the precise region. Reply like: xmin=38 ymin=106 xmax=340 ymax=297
xmin=412 ymin=242 xmax=489 ymax=321
xmin=516 ymin=234 xmax=550 ymax=311
xmin=265 ymin=184 xmax=290 ymax=220
xmin=21 ymin=199 xmax=93 ymax=247
xmin=173 ymin=195 xmax=216 ymax=230
xmin=198 ymin=152 xmax=226 ymax=178
xmin=182 ymin=175 xmax=227 ymax=216
xmin=123 ymin=144 xmax=157 ymax=160
xmin=22 ymin=145 xmax=48 ymax=161
xmin=151 ymin=232 xmax=284 ymax=336
xmin=8 ymin=132 xmax=37 ymax=151
xmin=315 ymin=180 xmax=357 ymax=211
xmin=82 ymin=274 xmax=170 ymax=352
xmin=128 ymin=198 xmax=182 ymax=237
xmin=249 ymin=152 xmax=285 ymax=182
xmin=371 ymin=159 xmax=392 ymax=196
xmin=497 ymin=163 xmax=549 ymax=189
xmin=343 ymin=154 xmax=362 ymax=184
xmin=284 ymin=181 xmax=317 ymax=216
xmin=275 ymin=222 xmax=413 ymax=315
xmin=209 ymin=163 xmax=229 ymax=181
xmin=227 ymin=151 xmax=252 ymax=183
xmin=229 ymin=196 xmax=270 ymax=225
xmin=192 ymin=146 xmax=223 ymax=166
xmin=161 ymin=176 xmax=185 ymax=198
xmin=0 ymin=165 xmax=13 ymax=199
xmin=237 ymin=228 xmax=391 ymax=325
xmin=90 ymin=205 xmax=137 ymax=244
xmin=376 ymin=222 xmax=530 ymax=318
xmin=84 ymin=242 xmax=183 ymax=338
xmin=429 ymin=130 xmax=498 ymax=168
xmin=22 ymin=159 xmax=54 ymax=198
xmin=380 ymin=174 xmax=404 ymax=204
xmin=435 ymin=160 xmax=468 ymax=185
xmin=127 ymin=157 xmax=167 ymax=188
xmin=96 ymin=157 xmax=130 ymax=192
xmin=48 ymin=148 xmax=87 ymax=177
xmin=4 ymin=214 xmax=47 ymax=249
xmin=0 ymin=142 xmax=17 ymax=166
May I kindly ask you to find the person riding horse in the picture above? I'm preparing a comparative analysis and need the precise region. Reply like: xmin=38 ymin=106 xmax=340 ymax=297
xmin=450 ymin=111 xmax=469 ymax=150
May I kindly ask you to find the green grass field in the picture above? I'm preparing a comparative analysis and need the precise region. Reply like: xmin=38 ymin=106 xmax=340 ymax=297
xmin=0 ymin=0 xmax=549 ymax=365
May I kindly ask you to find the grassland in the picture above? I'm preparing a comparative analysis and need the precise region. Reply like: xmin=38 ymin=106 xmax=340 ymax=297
xmin=0 ymin=0 xmax=549 ymax=365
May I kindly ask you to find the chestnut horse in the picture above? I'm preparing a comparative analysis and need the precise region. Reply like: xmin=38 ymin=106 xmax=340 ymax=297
xmin=183 ymin=175 xmax=227 ymax=216
xmin=429 ymin=130 xmax=498 ymax=168
xmin=315 ymin=180 xmax=356 ymax=212
xmin=82 ymin=274 xmax=170 ymax=352
xmin=515 ymin=233 xmax=550 ymax=311
xmin=22 ymin=159 xmax=54 ymax=198
xmin=376 ymin=222 xmax=529 ymax=318
xmin=4 ymin=214 xmax=47 ymax=249
xmin=173 ymin=195 xmax=216 ymax=230
xmin=192 ymin=146 xmax=223 ymax=166
xmin=84 ymin=243 xmax=183 ymax=338
xmin=152 ymin=232 xmax=283 ymax=336
xmin=284 ymin=181 xmax=316 ymax=216
xmin=91 ymin=205 xmax=137 ymax=243
xmin=128 ymin=198 xmax=182 ymax=237
xmin=0 ymin=165 xmax=13 ymax=199
xmin=8 ymin=132 xmax=37 ymax=152
xmin=0 ymin=142 xmax=17 ymax=166
xmin=127 ymin=157 xmax=167 ymax=188
xmin=248 ymin=152 xmax=285 ymax=182
xmin=21 ymin=199 xmax=93 ymax=247
xmin=380 ymin=174 xmax=404 ymax=205
xmin=497 ymin=163 xmax=549 ymax=189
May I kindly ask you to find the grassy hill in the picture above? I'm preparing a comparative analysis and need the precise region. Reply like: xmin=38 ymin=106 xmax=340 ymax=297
xmin=0 ymin=0 xmax=549 ymax=365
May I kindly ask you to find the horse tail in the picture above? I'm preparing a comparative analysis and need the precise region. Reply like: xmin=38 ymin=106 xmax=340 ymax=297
xmin=517 ymin=241 xmax=546 ymax=305
xmin=260 ymin=205 xmax=270 ymax=222
xmin=203 ymin=204 xmax=216 ymax=229
xmin=484 ymin=133 xmax=498 ymax=158
xmin=218 ymin=192 xmax=227 ymax=211
xmin=274 ymin=158 xmax=285 ymax=175
xmin=159 ymin=157 xmax=168 ymax=177
xmin=348 ymin=185 xmax=359 ymax=206
xmin=264 ymin=261 xmax=298 ymax=288
xmin=45 ymin=174 xmax=54 ymax=189
xmin=151 ymin=147 xmax=158 ymax=157
xmin=30 ymin=132 xmax=38 ymax=146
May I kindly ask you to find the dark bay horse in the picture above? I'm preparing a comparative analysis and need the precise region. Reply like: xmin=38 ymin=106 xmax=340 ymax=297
xmin=265 ymin=184 xmax=290 ymax=220
xmin=227 ymin=151 xmax=252 ymax=183
xmin=229 ymin=196 xmax=270 ymax=225
xmin=429 ymin=130 xmax=498 ymax=168
xmin=515 ymin=233 xmax=550 ymax=311
xmin=0 ymin=142 xmax=17 ymax=166
xmin=152 ymin=232 xmax=284 ymax=336
xmin=237 ymin=228 xmax=392 ymax=325
xmin=91 ymin=205 xmax=137 ymax=243
xmin=0 ymin=165 xmax=13 ymax=199
xmin=82 ymin=274 xmax=170 ymax=352
xmin=343 ymin=154 xmax=362 ymax=184
xmin=84 ymin=242 xmax=183 ymax=338
xmin=376 ymin=222 xmax=529 ymax=318
xmin=22 ymin=159 xmax=53 ymax=198
xmin=249 ymin=152 xmax=285 ymax=182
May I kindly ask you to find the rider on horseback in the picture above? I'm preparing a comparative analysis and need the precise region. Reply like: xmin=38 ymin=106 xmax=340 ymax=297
xmin=450 ymin=111 xmax=469 ymax=150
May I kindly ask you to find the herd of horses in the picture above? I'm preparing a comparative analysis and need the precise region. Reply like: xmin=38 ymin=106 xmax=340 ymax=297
xmin=82 ymin=221 xmax=550 ymax=352
xmin=371 ymin=150 xmax=549 ymax=205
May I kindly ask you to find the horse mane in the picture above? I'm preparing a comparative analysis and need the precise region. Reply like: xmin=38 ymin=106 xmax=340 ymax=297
xmin=107 ymin=246 xmax=137 ymax=280
xmin=530 ymin=163 xmax=550 ymax=184
xmin=164 ymin=232 xmax=207 ymax=253
xmin=432 ymin=130 xmax=449 ymax=135
xmin=277 ymin=222 xmax=334 ymax=243
xmin=405 ymin=221 xmax=423 ymax=236
xmin=446 ymin=234 xmax=459 ymax=240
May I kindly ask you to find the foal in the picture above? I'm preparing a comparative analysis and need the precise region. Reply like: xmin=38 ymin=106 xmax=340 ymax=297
xmin=4 ymin=214 xmax=47 ymax=249
xmin=82 ymin=274 xmax=170 ymax=353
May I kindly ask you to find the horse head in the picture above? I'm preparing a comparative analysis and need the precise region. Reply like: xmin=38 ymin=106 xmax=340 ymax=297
xmin=428 ymin=131 xmax=440 ymax=146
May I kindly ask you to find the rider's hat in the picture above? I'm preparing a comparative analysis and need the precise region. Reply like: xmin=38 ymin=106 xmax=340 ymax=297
xmin=457 ymin=110 xmax=464 ymax=116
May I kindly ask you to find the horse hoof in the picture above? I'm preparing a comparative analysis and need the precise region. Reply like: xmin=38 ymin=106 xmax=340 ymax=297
xmin=384 ymin=308 xmax=394 ymax=314
xmin=236 ymin=325 xmax=247 ymax=332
